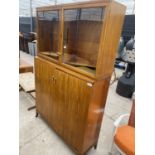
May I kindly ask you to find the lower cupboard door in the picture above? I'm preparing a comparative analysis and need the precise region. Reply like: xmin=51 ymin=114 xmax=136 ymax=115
xmin=35 ymin=59 xmax=51 ymax=122
xmin=35 ymin=58 xmax=55 ymax=124
xmin=55 ymin=70 xmax=93 ymax=151
xmin=48 ymin=69 xmax=69 ymax=135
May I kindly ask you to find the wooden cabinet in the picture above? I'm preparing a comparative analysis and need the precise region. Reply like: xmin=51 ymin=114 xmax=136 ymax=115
xmin=35 ymin=1 xmax=126 ymax=154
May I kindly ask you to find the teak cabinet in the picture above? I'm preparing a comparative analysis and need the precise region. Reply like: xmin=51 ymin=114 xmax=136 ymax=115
xmin=35 ymin=0 xmax=126 ymax=154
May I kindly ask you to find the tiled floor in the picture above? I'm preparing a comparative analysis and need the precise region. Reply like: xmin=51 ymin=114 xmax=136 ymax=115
xmin=19 ymin=51 xmax=132 ymax=155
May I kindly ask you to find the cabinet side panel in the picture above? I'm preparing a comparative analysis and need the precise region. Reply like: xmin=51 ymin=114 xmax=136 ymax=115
xmin=96 ymin=2 xmax=126 ymax=78
xmin=83 ymin=77 xmax=110 ymax=151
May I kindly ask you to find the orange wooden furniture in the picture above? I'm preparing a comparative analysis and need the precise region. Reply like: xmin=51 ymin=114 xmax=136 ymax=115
xmin=19 ymin=59 xmax=33 ymax=73
xmin=35 ymin=1 xmax=126 ymax=154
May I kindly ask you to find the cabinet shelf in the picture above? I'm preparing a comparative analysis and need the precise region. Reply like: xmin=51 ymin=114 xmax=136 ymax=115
xmin=41 ymin=52 xmax=59 ymax=59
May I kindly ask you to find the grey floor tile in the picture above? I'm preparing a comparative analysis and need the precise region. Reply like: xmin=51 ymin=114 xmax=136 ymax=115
xmin=20 ymin=124 xmax=74 ymax=155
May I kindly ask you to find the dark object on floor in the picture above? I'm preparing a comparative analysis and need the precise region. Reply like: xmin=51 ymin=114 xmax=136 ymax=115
xmin=116 ymin=38 xmax=135 ymax=98
xmin=116 ymin=74 xmax=135 ymax=98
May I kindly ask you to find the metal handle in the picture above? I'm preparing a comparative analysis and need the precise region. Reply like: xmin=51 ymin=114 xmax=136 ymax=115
xmin=50 ymin=75 xmax=54 ymax=82
xmin=87 ymin=82 xmax=93 ymax=87
xmin=50 ymin=75 xmax=57 ymax=84
xmin=52 ymin=75 xmax=55 ymax=81
xmin=54 ymin=77 xmax=57 ymax=84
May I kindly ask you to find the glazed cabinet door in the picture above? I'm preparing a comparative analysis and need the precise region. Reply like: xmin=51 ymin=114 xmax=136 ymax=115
xmin=37 ymin=10 xmax=61 ymax=61
xmin=35 ymin=58 xmax=55 ymax=123
xmin=54 ymin=69 xmax=93 ymax=151
xmin=62 ymin=7 xmax=105 ymax=75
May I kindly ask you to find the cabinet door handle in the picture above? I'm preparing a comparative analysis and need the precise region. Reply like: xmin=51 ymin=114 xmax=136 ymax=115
xmin=54 ymin=77 xmax=56 ymax=84
xmin=50 ymin=76 xmax=54 ymax=81
xmin=50 ymin=76 xmax=56 ymax=84
xmin=87 ymin=82 xmax=93 ymax=87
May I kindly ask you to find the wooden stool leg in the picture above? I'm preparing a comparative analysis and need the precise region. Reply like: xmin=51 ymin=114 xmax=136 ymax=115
xmin=28 ymin=105 xmax=36 ymax=111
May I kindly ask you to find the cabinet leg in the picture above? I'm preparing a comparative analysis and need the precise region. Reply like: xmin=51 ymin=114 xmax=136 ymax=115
xmin=35 ymin=112 xmax=39 ymax=117
xmin=94 ymin=143 xmax=98 ymax=150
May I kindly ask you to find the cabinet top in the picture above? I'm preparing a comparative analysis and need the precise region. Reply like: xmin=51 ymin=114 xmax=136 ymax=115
xmin=36 ymin=0 xmax=124 ymax=12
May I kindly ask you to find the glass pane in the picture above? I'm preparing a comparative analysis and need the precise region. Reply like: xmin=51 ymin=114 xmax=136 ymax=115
xmin=38 ymin=10 xmax=60 ymax=60
xmin=63 ymin=7 xmax=104 ymax=74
